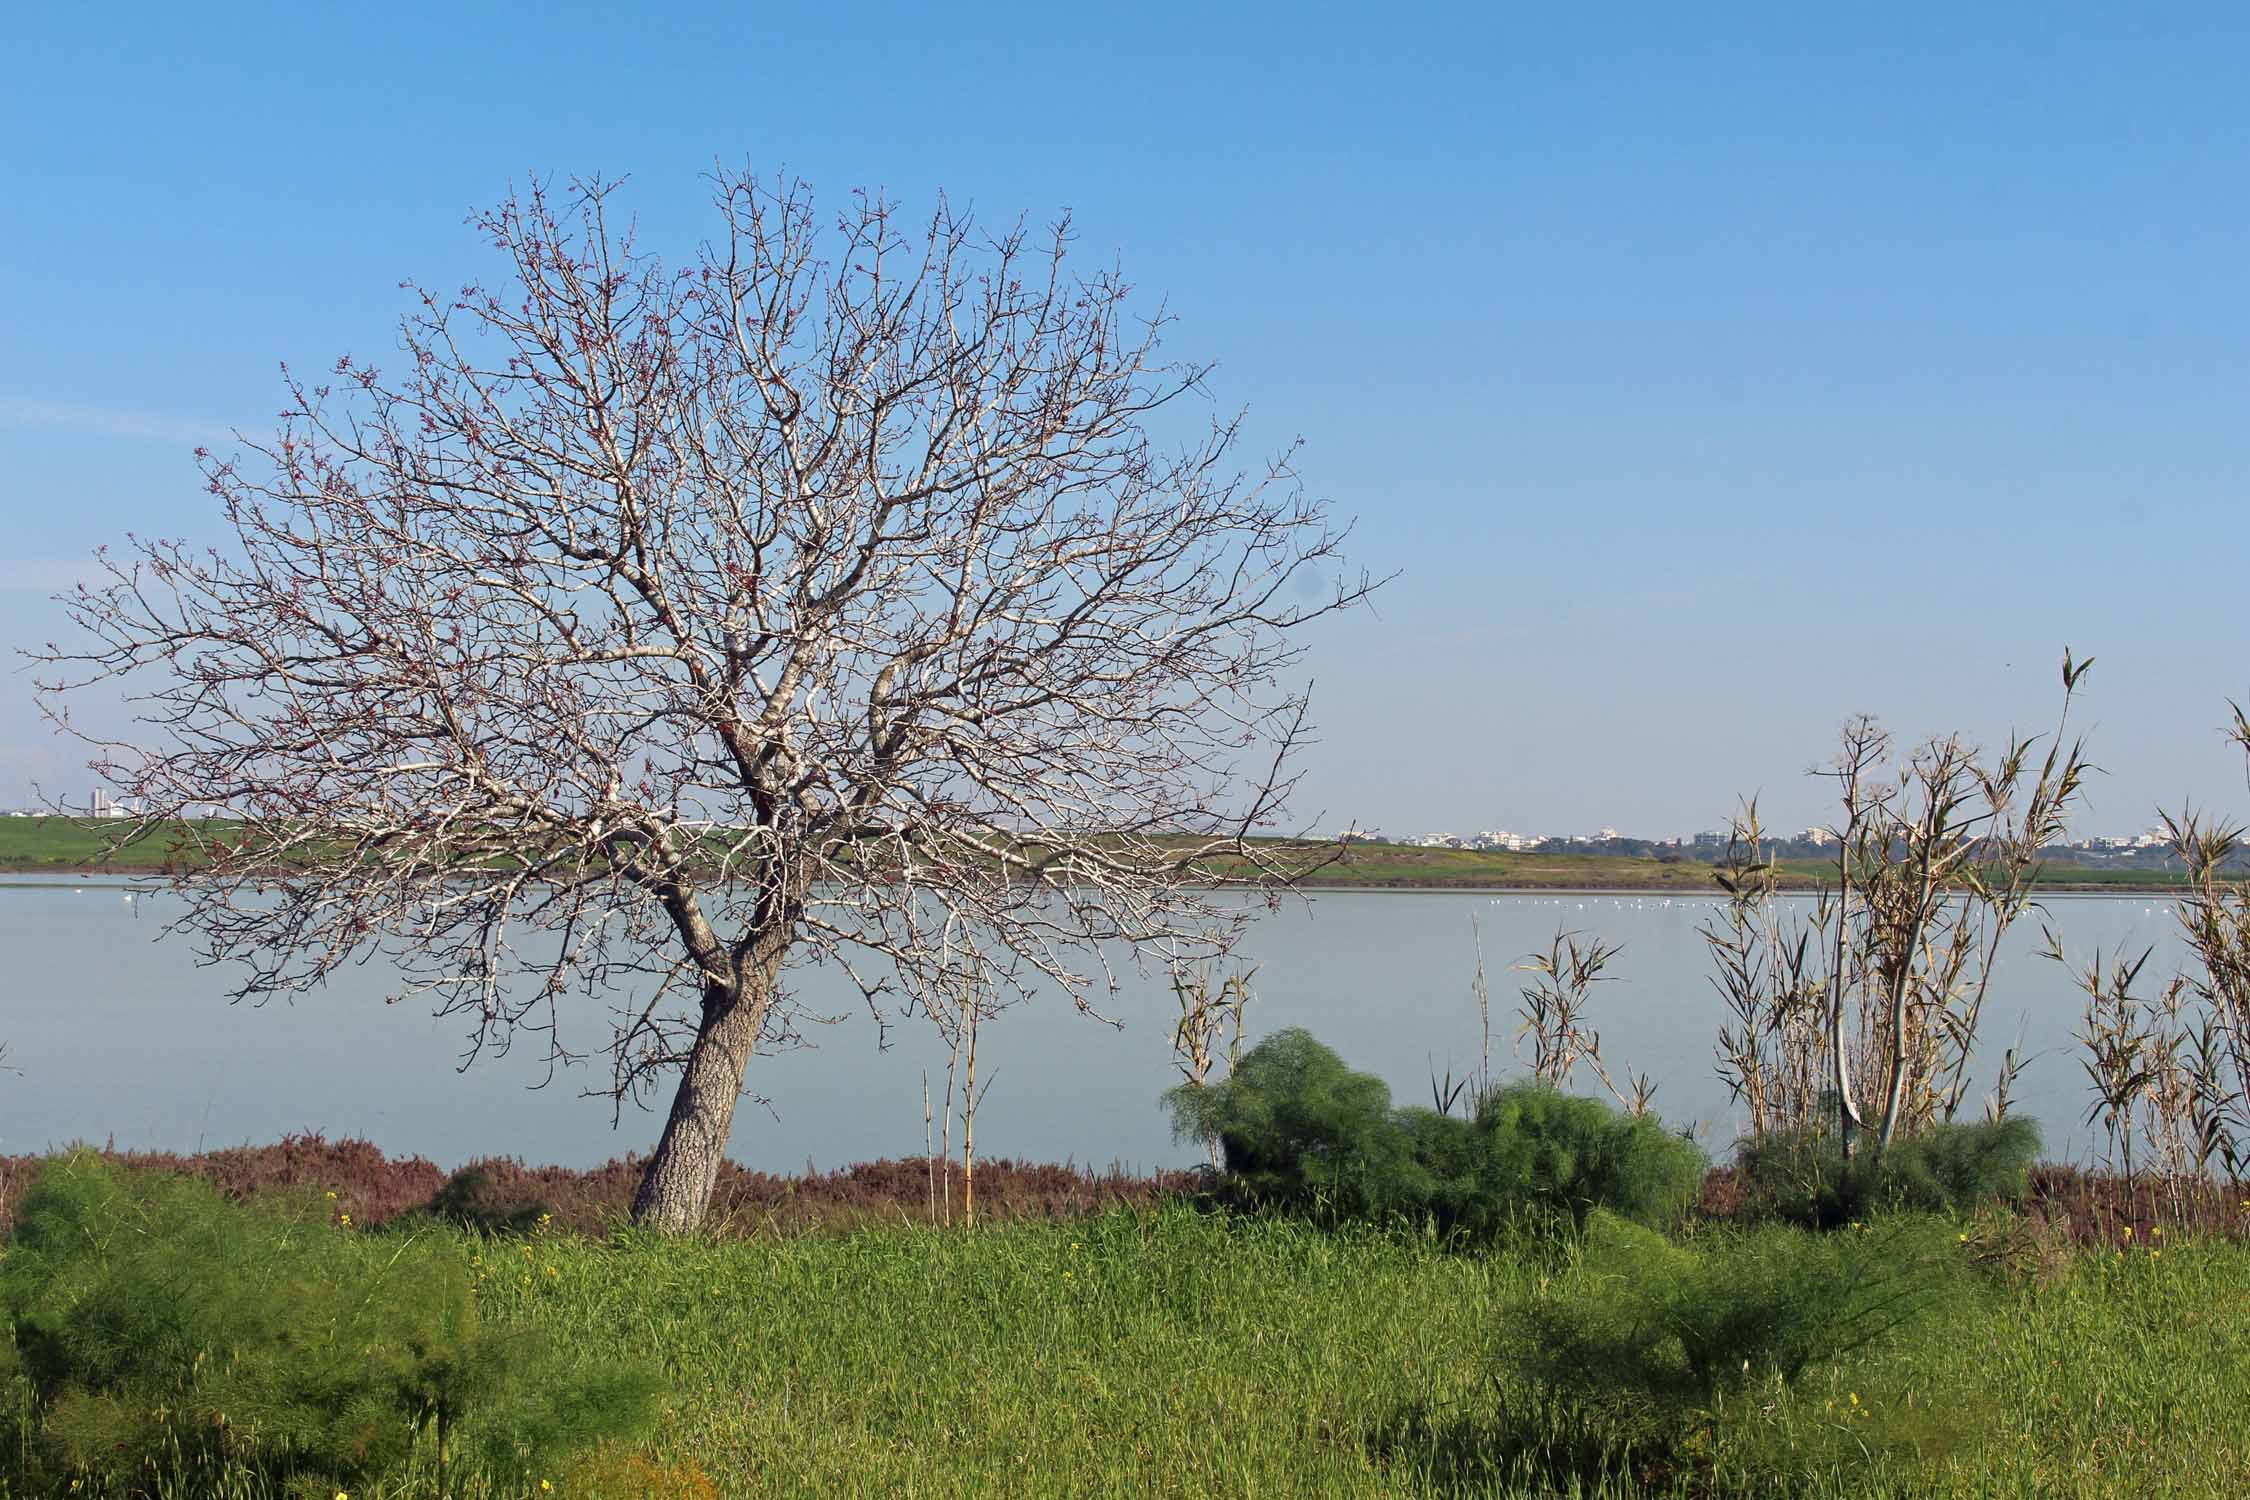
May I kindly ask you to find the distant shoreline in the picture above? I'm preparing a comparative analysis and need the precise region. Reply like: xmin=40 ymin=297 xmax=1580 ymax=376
xmin=0 ymin=866 xmax=2204 ymax=898
xmin=0 ymin=816 xmax=2210 ymax=894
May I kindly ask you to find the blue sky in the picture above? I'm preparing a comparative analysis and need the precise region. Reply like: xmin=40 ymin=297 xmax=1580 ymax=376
xmin=3 ymin=1 xmax=2246 ymax=836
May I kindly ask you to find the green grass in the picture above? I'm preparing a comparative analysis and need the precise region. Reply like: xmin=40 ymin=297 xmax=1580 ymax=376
xmin=493 ymin=1214 xmax=2250 ymax=1498
xmin=537 ymin=1209 xmax=1516 ymax=1499
xmin=0 ymin=817 xmax=202 ymax=872
xmin=0 ymin=818 xmax=2196 ymax=890
xmin=8 ymin=1202 xmax=2250 ymax=1496
xmin=1223 ymin=842 xmax=1750 ymax=889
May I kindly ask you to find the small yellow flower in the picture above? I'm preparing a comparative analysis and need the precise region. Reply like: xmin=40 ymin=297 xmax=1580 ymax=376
xmin=2152 ymin=1225 xmax=2164 ymax=1238
xmin=545 ymin=1265 xmax=559 ymax=1278
xmin=538 ymin=1212 xmax=553 ymax=1228
xmin=337 ymin=1213 xmax=352 ymax=1228
xmin=1956 ymin=1233 xmax=1969 ymax=1243
xmin=1848 ymin=1392 xmax=1859 ymax=1406
xmin=541 ymin=1483 xmax=553 ymax=1494
xmin=2122 ymin=1225 xmax=2133 ymax=1242
xmin=2151 ymin=1249 xmax=2162 ymax=1260
xmin=324 ymin=1190 xmax=337 ymax=1200
xmin=336 ymin=1492 xmax=350 ymax=1500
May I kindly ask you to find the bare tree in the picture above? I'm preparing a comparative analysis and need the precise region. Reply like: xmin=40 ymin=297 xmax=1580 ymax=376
xmin=1709 ymin=652 xmax=2093 ymax=1164
xmin=2063 ymin=703 xmax=2250 ymax=1193
xmin=2150 ymin=703 xmax=2250 ymax=1171
xmin=926 ymin=968 xmax=1003 ymax=1227
xmin=31 ymin=169 xmax=1372 ymax=1231
xmin=1708 ymin=802 xmax=1831 ymax=1141
xmin=1514 ymin=928 xmax=1654 ymax=1114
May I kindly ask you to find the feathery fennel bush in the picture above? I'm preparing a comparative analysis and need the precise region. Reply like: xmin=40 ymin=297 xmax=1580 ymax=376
xmin=1734 ymin=1116 xmax=2043 ymax=1229
xmin=1163 ymin=1027 xmax=1411 ymax=1220
xmin=1165 ymin=1028 xmax=1705 ymax=1236
xmin=1498 ymin=1209 xmax=1975 ymax=1454
xmin=1467 ymin=1081 xmax=1706 ymax=1233
xmin=0 ymin=1152 xmax=661 ymax=1494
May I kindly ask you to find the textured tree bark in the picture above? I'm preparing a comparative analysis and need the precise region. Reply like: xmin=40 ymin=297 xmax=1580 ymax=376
xmin=631 ymin=942 xmax=785 ymax=1232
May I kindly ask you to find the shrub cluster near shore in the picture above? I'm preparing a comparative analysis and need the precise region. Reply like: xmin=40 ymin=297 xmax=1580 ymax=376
xmin=0 ymin=1135 xmax=1191 ymax=1243
xmin=6 ymin=1148 xmax=2250 ymax=1498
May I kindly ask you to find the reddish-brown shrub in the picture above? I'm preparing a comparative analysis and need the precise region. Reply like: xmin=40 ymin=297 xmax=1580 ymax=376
xmin=8 ymin=1141 xmax=2241 ymax=1252
xmin=0 ymin=1135 xmax=1199 ymax=1239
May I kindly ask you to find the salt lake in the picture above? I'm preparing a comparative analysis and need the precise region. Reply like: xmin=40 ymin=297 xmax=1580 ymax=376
xmin=0 ymin=878 xmax=2195 ymax=1172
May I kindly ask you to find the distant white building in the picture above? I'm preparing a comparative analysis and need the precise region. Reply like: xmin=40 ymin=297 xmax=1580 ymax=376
xmin=88 ymin=789 xmax=136 ymax=819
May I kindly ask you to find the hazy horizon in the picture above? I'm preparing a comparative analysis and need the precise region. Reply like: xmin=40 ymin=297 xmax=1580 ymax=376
xmin=4 ymin=3 xmax=2246 ymax=837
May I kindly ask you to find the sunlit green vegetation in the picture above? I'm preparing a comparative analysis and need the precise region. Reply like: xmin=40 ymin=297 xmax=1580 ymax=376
xmin=5 ymin=1157 xmax=2247 ymax=1498
xmin=1165 ymin=1028 xmax=1709 ymax=1236
xmin=0 ymin=817 xmax=210 ymax=871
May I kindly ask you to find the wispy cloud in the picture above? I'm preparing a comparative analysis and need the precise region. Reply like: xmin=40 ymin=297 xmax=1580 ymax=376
xmin=0 ymin=397 xmax=239 ymax=448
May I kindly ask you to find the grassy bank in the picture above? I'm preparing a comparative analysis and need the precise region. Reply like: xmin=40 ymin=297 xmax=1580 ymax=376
xmin=0 ymin=817 xmax=195 ymax=872
xmin=484 ymin=1209 xmax=2250 ymax=1499
xmin=7 ymin=1135 xmax=2250 ymax=1498
xmin=7 ymin=1197 xmax=2246 ymax=1498
xmin=0 ymin=818 xmax=2197 ymax=891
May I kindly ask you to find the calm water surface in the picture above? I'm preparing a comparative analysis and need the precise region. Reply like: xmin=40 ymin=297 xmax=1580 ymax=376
xmin=0 ymin=878 xmax=2194 ymax=1170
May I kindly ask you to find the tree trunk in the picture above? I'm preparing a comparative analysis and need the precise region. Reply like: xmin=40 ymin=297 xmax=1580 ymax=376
xmin=632 ymin=942 xmax=785 ymax=1232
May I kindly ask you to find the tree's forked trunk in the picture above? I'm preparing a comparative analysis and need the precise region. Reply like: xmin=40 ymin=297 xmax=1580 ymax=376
xmin=631 ymin=950 xmax=782 ymax=1232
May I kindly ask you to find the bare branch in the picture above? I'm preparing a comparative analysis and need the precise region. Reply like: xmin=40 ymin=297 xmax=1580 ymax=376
xmin=30 ymin=167 xmax=1373 ymax=1228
